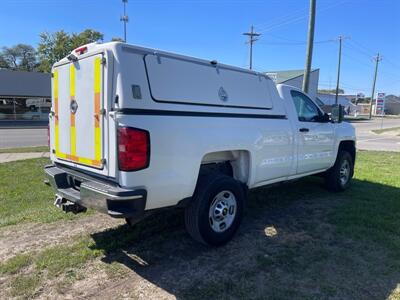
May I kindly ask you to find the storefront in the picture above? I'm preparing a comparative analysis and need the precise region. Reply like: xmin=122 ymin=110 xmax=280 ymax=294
xmin=0 ymin=69 xmax=51 ymax=124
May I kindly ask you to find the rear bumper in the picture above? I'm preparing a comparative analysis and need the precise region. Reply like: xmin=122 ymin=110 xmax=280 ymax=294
xmin=44 ymin=165 xmax=146 ymax=219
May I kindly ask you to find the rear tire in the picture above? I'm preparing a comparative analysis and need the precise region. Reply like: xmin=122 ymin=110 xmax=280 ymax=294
xmin=325 ymin=150 xmax=354 ymax=192
xmin=125 ymin=217 xmax=139 ymax=228
xmin=185 ymin=173 xmax=245 ymax=246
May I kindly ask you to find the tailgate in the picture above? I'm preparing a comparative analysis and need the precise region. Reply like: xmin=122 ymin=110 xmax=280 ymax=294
xmin=52 ymin=52 xmax=107 ymax=174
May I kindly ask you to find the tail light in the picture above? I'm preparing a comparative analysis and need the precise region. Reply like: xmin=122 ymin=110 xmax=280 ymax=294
xmin=75 ymin=46 xmax=88 ymax=55
xmin=118 ymin=127 xmax=150 ymax=171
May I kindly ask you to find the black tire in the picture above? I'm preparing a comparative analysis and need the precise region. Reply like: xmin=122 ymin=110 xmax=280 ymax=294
xmin=325 ymin=150 xmax=354 ymax=192
xmin=185 ymin=173 xmax=245 ymax=246
xmin=125 ymin=217 xmax=138 ymax=228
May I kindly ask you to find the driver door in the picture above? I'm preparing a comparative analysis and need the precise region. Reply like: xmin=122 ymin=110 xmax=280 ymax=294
xmin=290 ymin=90 xmax=335 ymax=174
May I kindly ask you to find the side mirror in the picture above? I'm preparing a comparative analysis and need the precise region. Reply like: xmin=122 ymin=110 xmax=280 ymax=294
xmin=315 ymin=113 xmax=330 ymax=123
xmin=321 ymin=113 xmax=330 ymax=123
xmin=331 ymin=104 xmax=344 ymax=123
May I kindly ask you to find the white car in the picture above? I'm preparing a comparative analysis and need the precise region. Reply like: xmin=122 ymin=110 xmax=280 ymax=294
xmin=45 ymin=42 xmax=356 ymax=246
xmin=22 ymin=110 xmax=49 ymax=120
xmin=26 ymin=98 xmax=51 ymax=110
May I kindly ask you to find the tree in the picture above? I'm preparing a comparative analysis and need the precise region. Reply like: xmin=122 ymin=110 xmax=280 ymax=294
xmin=71 ymin=29 xmax=103 ymax=49
xmin=37 ymin=29 xmax=103 ymax=73
xmin=0 ymin=55 xmax=8 ymax=69
xmin=0 ymin=44 xmax=37 ymax=71
xmin=318 ymin=88 xmax=345 ymax=94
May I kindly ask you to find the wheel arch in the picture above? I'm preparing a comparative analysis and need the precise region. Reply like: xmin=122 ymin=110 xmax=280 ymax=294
xmin=338 ymin=140 xmax=356 ymax=164
xmin=177 ymin=150 xmax=250 ymax=208
xmin=199 ymin=150 xmax=251 ymax=186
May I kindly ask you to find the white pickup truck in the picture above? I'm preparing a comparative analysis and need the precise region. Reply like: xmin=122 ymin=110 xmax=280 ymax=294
xmin=45 ymin=42 xmax=356 ymax=246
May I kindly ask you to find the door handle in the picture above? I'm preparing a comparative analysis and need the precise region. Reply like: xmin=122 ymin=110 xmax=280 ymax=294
xmin=299 ymin=128 xmax=309 ymax=132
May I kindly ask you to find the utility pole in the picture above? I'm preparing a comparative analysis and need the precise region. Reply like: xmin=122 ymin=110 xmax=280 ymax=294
xmin=243 ymin=25 xmax=261 ymax=70
xmin=120 ymin=0 xmax=129 ymax=42
xmin=369 ymin=53 xmax=382 ymax=119
xmin=302 ymin=0 xmax=316 ymax=94
xmin=334 ymin=36 xmax=349 ymax=104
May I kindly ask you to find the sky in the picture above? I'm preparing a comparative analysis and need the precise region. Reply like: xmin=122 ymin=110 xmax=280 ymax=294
xmin=1 ymin=0 xmax=399 ymax=95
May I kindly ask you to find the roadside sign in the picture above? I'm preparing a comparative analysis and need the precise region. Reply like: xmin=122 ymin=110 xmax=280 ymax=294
xmin=375 ymin=92 xmax=385 ymax=115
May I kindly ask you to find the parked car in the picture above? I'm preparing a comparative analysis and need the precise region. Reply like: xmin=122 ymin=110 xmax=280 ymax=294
xmin=26 ymin=98 xmax=51 ymax=110
xmin=45 ymin=42 xmax=356 ymax=246
xmin=22 ymin=108 xmax=50 ymax=120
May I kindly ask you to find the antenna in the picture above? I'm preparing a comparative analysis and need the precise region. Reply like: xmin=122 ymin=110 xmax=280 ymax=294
xmin=120 ymin=0 xmax=129 ymax=42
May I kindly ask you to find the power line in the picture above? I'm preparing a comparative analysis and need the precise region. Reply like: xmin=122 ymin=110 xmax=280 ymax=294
xmin=257 ymin=39 xmax=333 ymax=46
xmin=342 ymin=44 xmax=400 ymax=81
xmin=350 ymin=39 xmax=376 ymax=57
xmin=243 ymin=25 xmax=261 ymax=70
xmin=382 ymin=57 xmax=400 ymax=70
xmin=344 ymin=41 xmax=373 ymax=59
xmin=347 ymin=39 xmax=400 ymax=74
xmin=266 ymin=32 xmax=306 ymax=43
xmin=253 ymin=7 xmax=308 ymax=30
xmin=256 ymin=0 xmax=348 ymax=33
xmin=341 ymin=51 xmax=373 ymax=69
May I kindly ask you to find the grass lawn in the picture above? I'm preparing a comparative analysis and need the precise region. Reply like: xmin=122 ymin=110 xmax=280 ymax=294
xmin=0 ymin=151 xmax=399 ymax=299
xmin=332 ymin=151 xmax=400 ymax=254
xmin=0 ymin=158 xmax=83 ymax=227
xmin=0 ymin=146 xmax=49 ymax=153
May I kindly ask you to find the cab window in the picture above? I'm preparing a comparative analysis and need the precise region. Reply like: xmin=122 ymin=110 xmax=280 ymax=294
xmin=290 ymin=90 xmax=321 ymax=122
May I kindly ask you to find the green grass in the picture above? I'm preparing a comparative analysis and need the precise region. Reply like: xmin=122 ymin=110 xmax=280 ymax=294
xmin=0 ymin=151 xmax=400 ymax=299
xmin=0 ymin=254 xmax=31 ymax=275
xmin=0 ymin=158 xmax=85 ymax=227
xmin=371 ymin=126 xmax=400 ymax=134
xmin=35 ymin=236 xmax=102 ymax=276
xmin=9 ymin=274 xmax=41 ymax=297
xmin=0 ymin=146 xmax=49 ymax=153
xmin=331 ymin=151 xmax=400 ymax=255
xmin=0 ymin=236 xmax=103 ymax=297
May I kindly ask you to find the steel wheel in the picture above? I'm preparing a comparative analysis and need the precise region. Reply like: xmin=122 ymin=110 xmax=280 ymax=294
xmin=339 ymin=159 xmax=350 ymax=186
xmin=208 ymin=190 xmax=237 ymax=233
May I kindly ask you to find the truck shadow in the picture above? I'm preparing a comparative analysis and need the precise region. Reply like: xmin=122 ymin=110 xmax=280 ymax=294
xmin=90 ymin=177 xmax=400 ymax=299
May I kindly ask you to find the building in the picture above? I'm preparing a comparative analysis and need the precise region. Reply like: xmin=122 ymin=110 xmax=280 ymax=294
xmin=265 ymin=69 xmax=320 ymax=100
xmin=0 ymin=69 xmax=51 ymax=122
xmin=317 ymin=93 xmax=360 ymax=116
xmin=317 ymin=93 xmax=357 ymax=106
xmin=385 ymin=95 xmax=400 ymax=115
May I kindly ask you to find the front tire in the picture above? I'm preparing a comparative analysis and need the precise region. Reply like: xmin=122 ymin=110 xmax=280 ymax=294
xmin=185 ymin=173 xmax=245 ymax=246
xmin=325 ymin=150 xmax=354 ymax=191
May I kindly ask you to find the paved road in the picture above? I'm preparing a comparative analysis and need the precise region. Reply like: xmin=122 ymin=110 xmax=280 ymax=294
xmin=1 ymin=118 xmax=399 ymax=151
xmin=348 ymin=118 xmax=400 ymax=152
xmin=0 ymin=128 xmax=47 ymax=148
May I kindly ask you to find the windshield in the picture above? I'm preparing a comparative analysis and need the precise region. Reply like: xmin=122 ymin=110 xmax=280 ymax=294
xmin=314 ymin=97 xmax=325 ymax=107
